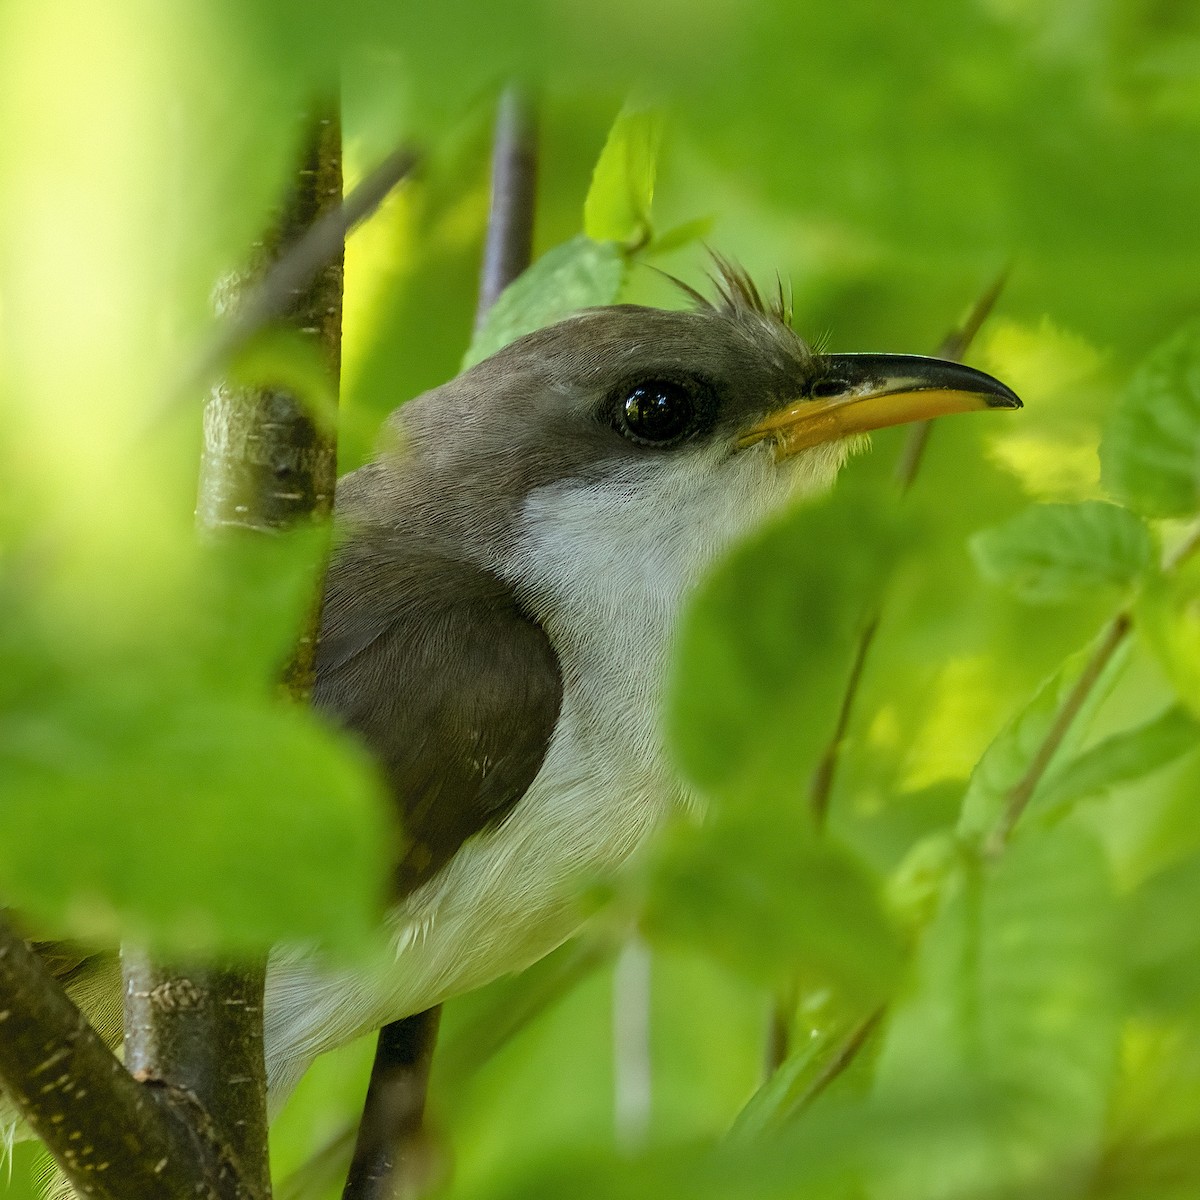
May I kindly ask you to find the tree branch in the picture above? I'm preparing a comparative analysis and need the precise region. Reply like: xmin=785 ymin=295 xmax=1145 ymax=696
xmin=0 ymin=916 xmax=249 ymax=1199
xmin=340 ymin=1010 xmax=442 ymax=1200
xmin=118 ymin=108 xmax=347 ymax=1199
xmin=184 ymin=143 xmax=417 ymax=405
xmin=122 ymin=955 xmax=271 ymax=1195
xmin=474 ymin=84 xmax=538 ymax=329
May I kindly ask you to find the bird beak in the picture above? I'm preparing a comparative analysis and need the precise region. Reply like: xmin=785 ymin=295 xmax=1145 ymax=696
xmin=737 ymin=353 xmax=1022 ymax=458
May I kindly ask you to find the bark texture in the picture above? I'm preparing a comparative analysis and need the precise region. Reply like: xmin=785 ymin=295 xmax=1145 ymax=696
xmin=116 ymin=108 xmax=346 ymax=1196
xmin=0 ymin=917 xmax=250 ymax=1200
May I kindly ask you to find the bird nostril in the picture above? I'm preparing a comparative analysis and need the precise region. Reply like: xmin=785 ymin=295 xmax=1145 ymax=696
xmin=809 ymin=378 xmax=850 ymax=399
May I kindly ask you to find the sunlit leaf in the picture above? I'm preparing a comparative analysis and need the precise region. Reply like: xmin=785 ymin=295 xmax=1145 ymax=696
xmin=1101 ymin=324 xmax=1200 ymax=518
xmin=583 ymin=106 xmax=664 ymax=247
xmin=970 ymin=501 xmax=1154 ymax=605
xmin=463 ymin=236 xmax=627 ymax=369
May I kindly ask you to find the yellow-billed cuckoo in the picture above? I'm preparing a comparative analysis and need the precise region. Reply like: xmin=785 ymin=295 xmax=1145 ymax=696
xmin=262 ymin=271 xmax=1019 ymax=1105
xmin=12 ymin=268 xmax=1021 ymax=1123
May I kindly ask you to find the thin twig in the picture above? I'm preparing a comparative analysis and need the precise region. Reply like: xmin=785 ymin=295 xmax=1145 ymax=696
xmin=474 ymin=85 xmax=538 ymax=329
xmin=612 ymin=936 xmax=653 ymax=1150
xmin=809 ymin=616 xmax=879 ymax=831
xmin=894 ymin=266 xmax=1011 ymax=494
xmin=168 ymin=143 xmax=417 ymax=417
xmin=984 ymin=614 xmax=1131 ymax=857
xmin=985 ymin=520 xmax=1200 ymax=857
xmin=766 ymin=274 xmax=1011 ymax=1074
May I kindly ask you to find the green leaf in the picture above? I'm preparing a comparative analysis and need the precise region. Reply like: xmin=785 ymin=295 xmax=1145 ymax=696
xmin=1136 ymin=556 xmax=1200 ymax=719
xmin=668 ymin=473 xmax=907 ymax=808
xmin=730 ymin=1008 xmax=881 ymax=1141
xmin=463 ymin=236 xmax=627 ymax=369
xmin=0 ymin=532 xmax=391 ymax=954
xmin=957 ymin=626 xmax=1132 ymax=842
xmin=1124 ymin=851 xmax=1200 ymax=1016
xmin=1101 ymin=323 xmax=1200 ymax=518
xmin=583 ymin=106 xmax=664 ymax=246
xmin=872 ymin=826 xmax=1119 ymax=1200
xmin=969 ymin=501 xmax=1154 ymax=605
xmin=1037 ymin=704 xmax=1200 ymax=818
xmin=644 ymin=815 xmax=904 ymax=1001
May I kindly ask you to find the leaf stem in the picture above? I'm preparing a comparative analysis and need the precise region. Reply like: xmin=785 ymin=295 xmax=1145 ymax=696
xmin=985 ymin=612 xmax=1132 ymax=857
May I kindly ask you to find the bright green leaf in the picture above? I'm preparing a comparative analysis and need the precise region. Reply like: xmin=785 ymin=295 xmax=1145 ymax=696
xmin=970 ymin=501 xmax=1154 ymax=605
xmin=583 ymin=107 xmax=664 ymax=246
xmin=463 ymin=236 xmax=626 ymax=369
xmin=872 ymin=826 xmax=1119 ymax=1200
xmin=1101 ymin=324 xmax=1200 ymax=518
xmin=0 ymin=531 xmax=391 ymax=954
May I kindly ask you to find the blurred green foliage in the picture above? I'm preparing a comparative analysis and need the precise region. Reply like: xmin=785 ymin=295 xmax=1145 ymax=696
xmin=4 ymin=0 xmax=1200 ymax=1197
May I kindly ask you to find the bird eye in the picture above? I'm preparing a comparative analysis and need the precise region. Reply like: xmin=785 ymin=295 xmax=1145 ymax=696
xmin=618 ymin=380 xmax=696 ymax=445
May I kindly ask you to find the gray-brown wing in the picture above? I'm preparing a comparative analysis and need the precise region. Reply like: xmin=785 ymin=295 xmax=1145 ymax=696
xmin=312 ymin=538 xmax=562 ymax=896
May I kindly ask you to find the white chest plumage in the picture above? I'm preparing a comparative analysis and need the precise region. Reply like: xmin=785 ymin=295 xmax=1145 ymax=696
xmin=261 ymin=443 xmax=842 ymax=1105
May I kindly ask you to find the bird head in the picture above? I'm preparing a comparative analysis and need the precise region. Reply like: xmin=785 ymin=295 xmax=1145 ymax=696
xmin=370 ymin=266 xmax=1020 ymax=636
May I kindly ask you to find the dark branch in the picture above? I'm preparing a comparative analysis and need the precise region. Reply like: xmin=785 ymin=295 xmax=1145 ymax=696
xmin=340 ymin=1010 xmax=442 ymax=1200
xmin=283 ymin=942 xmax=605 ymax=1198
xmin=122 ymin=955 xmax=271 ymax=1195
xmin=0 ymin=916 xmax=249 ymax=1199
xmin=474 ymin=84 xmax=538 ymax=329
xmin=118 ymin=109 xmax=347 ymax=1198
xmin=808 ymin=615 xmax=879 ymax=831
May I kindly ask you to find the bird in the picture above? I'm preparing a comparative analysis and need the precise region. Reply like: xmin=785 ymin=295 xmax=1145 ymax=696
xmin=8 ymin=261 xmax=1021 ymax=1139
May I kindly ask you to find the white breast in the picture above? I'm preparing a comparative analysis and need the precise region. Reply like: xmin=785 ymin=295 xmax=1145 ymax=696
xmin=261 ymin=442 xmax=845 ymax=1105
